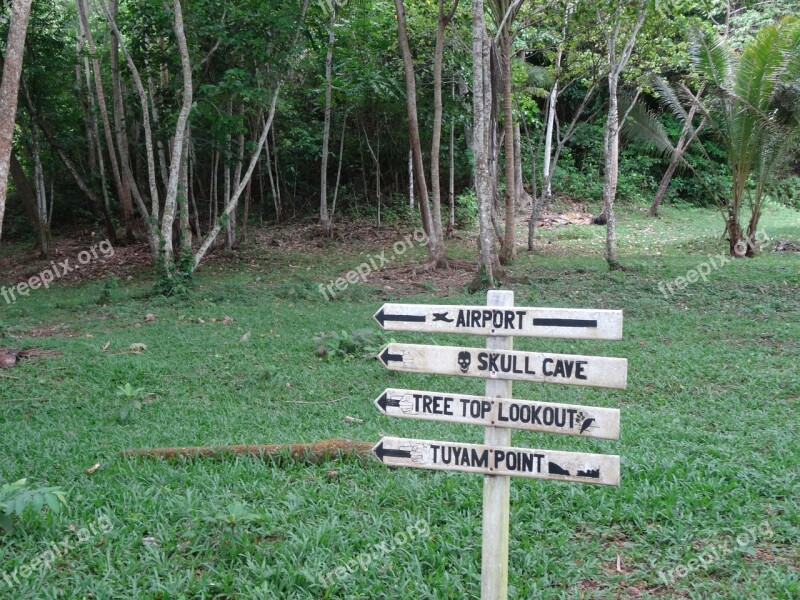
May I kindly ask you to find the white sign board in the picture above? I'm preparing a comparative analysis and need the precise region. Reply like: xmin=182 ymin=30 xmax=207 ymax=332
xmin=375 ymin=304 xmax=623 ymax=340
xmin=374 ymin=388 xmax=620 ymax=440
xmin=378 ymin=343 xmax=628 ymax=389
xmin=373 ymin=436 xmax=620 ymax=486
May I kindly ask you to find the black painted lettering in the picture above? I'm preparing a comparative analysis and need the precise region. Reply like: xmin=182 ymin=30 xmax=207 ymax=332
xmin=443 ymin=396 xmax=454 ymax=416
xmin=459 ymin=398 xmax=470 ymax=416
xmin=481 ymin=401 xmax=491 ymax=418
xmin=542 ymin=358 xmax=554 ymax=376
xmin=477 ymin=352 xmax=488 ymax=370
xmin=497 ymin=402 xmax=509 ymax=422
xmin=472 ymin=449 xmax=489 ymax=468
xmin=554 ymin=360 xmax=566 ymax=378
xmin=521 ymin=452 xmax=534 ymax=472
xmin=525 ymin=356 xmax=536 ymax=375
xmin=575 ymin=361 xmax=588 ymax=380
xmin=441 ymin=447 xmax=452 ymax=465
xmin=456 ymin=310 xmax=466 ymax=327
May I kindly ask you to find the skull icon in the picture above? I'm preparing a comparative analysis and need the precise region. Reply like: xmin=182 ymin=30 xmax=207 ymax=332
xmin=457 ymin=351 xmax=472 ymax=373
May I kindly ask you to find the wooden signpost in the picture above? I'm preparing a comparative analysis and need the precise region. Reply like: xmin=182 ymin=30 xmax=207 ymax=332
xmin=371 ymin=291 xmax=626 ymax=600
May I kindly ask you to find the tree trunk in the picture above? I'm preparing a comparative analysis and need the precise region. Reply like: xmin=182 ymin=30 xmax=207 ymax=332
xmin=430 ymin=0 xmax=459 ymax=259
xmin=9 ymin=149 xmax=51 ymax=256
xmin=0 ymin=0 xmax=33 ymax=241
xmin=98 ymin=0 xmax=160 ymax=254
xmin=108 ymin=0 xmax=137 ymax=241
xmin=77 ymin=0 xmax=132 ymax=240
xmin=448 ymin=107 xmax=455 ymax=236
xmin=22 ymin=80 xmax=117 ymax=244
xmin=159 ymin=0 xmax=194 ymax=275
xmin=602 ymin=74 xmax=620 ymax=268
xmin=320 ymin=6 xmax=336 ymax=235
xmin=649 ymin=112 xmax=704 ymax=217
xmin=394 ymin=0 xmax=445 ymax=265
xmin=472 ymin=0 xmax=499 ymax=286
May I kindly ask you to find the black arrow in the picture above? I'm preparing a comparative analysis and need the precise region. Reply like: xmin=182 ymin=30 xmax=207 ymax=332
xmin=533 ymin=318 xmax=598 ymax=328
xmin=379 ymin=347 xmax=404 ymax=366
xmin=373 ymin=441 xmax=412 ymax=463
xmin=374 ymin=308 xmax=426 ymax=328
xmin=376 ymin=392 xmax=402 ymax=412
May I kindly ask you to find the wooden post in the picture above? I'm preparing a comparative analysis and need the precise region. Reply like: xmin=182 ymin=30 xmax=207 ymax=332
xmin=481 ymin=289 xmax=513 ymax=600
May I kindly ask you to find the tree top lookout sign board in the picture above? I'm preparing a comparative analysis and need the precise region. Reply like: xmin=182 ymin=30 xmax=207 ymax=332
xmin=369 ymin=290 xmax=626 ymax=600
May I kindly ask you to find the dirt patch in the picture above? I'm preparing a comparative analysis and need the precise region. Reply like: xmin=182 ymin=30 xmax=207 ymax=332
xmin=0 ymin=347 xmax=62 ymax=369
xmin=0 ymin=234 xmax=153 ymax=287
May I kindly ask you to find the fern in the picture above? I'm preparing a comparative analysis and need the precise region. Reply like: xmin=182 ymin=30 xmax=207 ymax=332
xmin=0 ymin=479 xmax=67 ymax=534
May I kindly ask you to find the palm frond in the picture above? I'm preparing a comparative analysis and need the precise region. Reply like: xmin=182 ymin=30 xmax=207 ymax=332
xmin=690 ymin=28 xmax=732 ymax=93
xmin=651 ymin=75 xmax=689 ymax=123
xmin=621 ymin=101 xmax=678 ymax=162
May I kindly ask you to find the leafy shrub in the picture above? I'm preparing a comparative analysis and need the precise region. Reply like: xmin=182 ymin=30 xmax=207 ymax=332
xmin=117 ymin=383 xmax=145 ymax=423
xmin=455 ymin=190 xmax=478 ymax=227
xmin=769 ymin=175 xmax=800 ymax=210
xmin=0 ymin=479 xmax=67 ymax=534
xmin=313 ymin=328 xmax=388 ymax=358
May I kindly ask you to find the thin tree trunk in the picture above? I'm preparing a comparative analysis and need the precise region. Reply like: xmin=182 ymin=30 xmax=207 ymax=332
xmin=30 ymin=129 xmax=50 ymax=256
xmin=178 ymin=134 xmax=191 ymax=255
xmin=189 ymin=143 xmax=202 ymax=238
xmin=22 ymin=79 xmax=117 ymax=243
xmin=108 ymin=0 xmax=137 ymax=240
xmin=331 ymin=113 xmax=347 ymax=227
xmin=499 ymin=32 xmax=516 ymax=264
xmin=0 ymin=0 xmax=33 ymax=241
xmin=448 ymin=102 xmax=455 ymax=236
xmin=264 ymin=122 xmax=280 ymax=221
xmin=98 ymin=0 xmax=160 ymax=254
xmin=159 ymin=0 xmax=194 ymax=274
xmin=9 ymin=149 xmax=50 ymax=256
xmin=74 ymin=38 xmax=97 ymax=173
xmin=602 ymin=76 xmax=620 ymax=267
xmin=649 ymin=113 xmax=704 ymax=216
xmin=76 ymin=0 xmax=132 ymax=239
xmin=408 ymin=149 xmax=414 ymax=209
xmin=430 ymin=0 xmax=459 ymax=260
xmin=394 ymin=0 xmax=444 ymax=265
xmin=319 ymin=6 xmax=336 ymax=235
xmin=472 ymin=0 xmax=499 ymax=286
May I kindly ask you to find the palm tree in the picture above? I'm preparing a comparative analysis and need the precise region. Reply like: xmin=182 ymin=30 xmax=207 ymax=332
xmin=692 ymin=17 xmax=800 ymax=256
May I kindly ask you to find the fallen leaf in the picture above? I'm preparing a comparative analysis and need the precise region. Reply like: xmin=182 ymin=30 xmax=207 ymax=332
xmin=344 ymin=416 xmax=364 ymax=424
xmin=129 ymin=343 xmax=148 ymax=354
xmin=238 ymin=330 xmax=251 ymax=343
xmin=222 ymin=316 xmax=234 ymax=325
xmin=101 ymin=341 xmax=111 ymax=352
xmin=145 ymin=314 xmax=156 ymax=323
xmin=142 ymin=536 xmax=161 ymax=547
xmin=85 ymin=463 xmax=101 ymax=475
xmin=326 ymin=470 xmax=339 ymax=479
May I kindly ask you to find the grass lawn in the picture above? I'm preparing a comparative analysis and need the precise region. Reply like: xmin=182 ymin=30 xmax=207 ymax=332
xmin=1 ymin=204 xmax=798 ymax=599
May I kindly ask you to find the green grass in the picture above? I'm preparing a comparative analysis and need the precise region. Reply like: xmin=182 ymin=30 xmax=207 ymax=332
xmin=1 ymin=205 xmax=799 ymax=598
